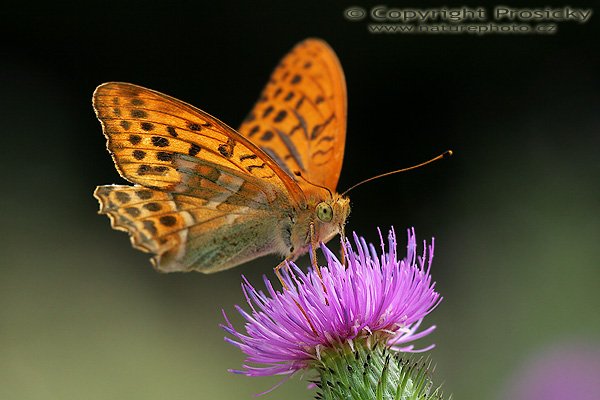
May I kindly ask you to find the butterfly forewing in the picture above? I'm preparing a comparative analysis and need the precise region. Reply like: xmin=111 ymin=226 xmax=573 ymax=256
xmin=238 ymin=39 xmax=347 ymax=192
xmin=93 ymin=82 xmax=305 ymax=207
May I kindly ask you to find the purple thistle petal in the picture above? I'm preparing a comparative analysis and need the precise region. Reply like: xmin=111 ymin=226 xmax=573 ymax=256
xmin=222 ymin=228 xmax=441 ymax=377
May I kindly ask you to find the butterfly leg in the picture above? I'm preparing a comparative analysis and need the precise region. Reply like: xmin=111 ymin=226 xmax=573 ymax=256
xmin=273 ymin=259 xmax=318 ymax=335
xmin=309 ymin=222 xmax=323 ymax=280
xmin=309 ymin=222 xmax=331 ymax=303
xmin=274 ymin=258 xmax=291 ymax=291
xmin=340 ymin=224 xmax=347 ymax=268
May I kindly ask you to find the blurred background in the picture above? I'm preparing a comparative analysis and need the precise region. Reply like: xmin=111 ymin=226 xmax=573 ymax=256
xmin=1 ymin=1 xmax=598 ymax=399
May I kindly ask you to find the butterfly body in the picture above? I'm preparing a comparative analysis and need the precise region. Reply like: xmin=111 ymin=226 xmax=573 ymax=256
xmin=94 ymin=39 xmax=349 ymax=273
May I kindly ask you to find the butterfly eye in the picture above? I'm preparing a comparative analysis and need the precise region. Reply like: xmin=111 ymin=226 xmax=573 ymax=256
xmin=316 ymin=202 xmax=333 ymax=222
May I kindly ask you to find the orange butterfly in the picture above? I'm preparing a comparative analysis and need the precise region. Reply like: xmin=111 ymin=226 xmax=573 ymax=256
xmin=93 ymin=39 xmax=351 ymax=275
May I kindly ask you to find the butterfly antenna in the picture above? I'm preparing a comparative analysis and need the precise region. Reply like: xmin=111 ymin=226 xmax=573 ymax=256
xmin=294 ymin=171 xmax=333 ymax=198
xmin=341 ymin=150 xmax=453 ymax=196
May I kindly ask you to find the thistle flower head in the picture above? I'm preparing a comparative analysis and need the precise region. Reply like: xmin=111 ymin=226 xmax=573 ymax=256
xmin=222 ymin=228 xmax=441 ymax=377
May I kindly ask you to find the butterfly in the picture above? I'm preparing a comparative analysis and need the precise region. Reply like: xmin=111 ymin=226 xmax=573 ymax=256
xmin=93 ymin=38 xmax=351 ymax=275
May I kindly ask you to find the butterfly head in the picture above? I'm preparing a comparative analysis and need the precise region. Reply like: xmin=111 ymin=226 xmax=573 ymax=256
xmin=313 ymin=193 xmax=351 ymax=244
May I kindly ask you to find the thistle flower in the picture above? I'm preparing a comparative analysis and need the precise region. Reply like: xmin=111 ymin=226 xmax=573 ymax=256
xmin=222 ymin=228 xmax=444 ymax=398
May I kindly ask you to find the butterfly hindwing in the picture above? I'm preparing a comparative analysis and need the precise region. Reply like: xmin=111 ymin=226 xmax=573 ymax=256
xmin=94 ymin=185 xmax=280 ymax=272
xmin=238 ymin=38 xmax=347 ymax=192
xmin=95 ymin=185 xmax=187 ymax=256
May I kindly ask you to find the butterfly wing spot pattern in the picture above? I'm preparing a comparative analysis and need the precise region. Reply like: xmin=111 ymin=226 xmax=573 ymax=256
xmin=239 ymin=39 xmax=347 ymax=192
xmin=94 ymin=38 xmax=351 ymax=274
xmin=94 ymin=185 xmax=189 ymax=256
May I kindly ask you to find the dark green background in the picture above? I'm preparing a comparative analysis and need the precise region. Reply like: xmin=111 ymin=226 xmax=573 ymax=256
xmin=1 ymin=1 xmax=598 ymax=399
